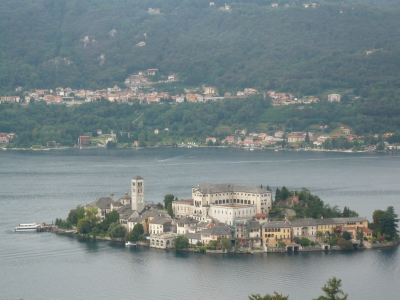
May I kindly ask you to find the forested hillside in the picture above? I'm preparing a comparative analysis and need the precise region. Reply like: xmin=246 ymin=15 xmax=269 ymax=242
xmin=2 ymin=0 xmax=400 ymax=147
xmin=2 ymin=0 xmax=400 ymax=98
xmin=2 ymin=95 xmax=400 ymax=148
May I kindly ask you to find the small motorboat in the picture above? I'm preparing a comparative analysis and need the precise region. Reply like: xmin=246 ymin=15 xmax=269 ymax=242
xmin=125 ymin=241 xmax=137 ymax=247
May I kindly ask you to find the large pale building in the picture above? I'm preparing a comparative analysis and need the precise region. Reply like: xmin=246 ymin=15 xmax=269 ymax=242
xmin=173 ymin=183 xmax=272 ymax=224
xmin=209 ymin=204 xmax=257 ymax=225
xmin=192 ymin=183 xmax=272 ymax=215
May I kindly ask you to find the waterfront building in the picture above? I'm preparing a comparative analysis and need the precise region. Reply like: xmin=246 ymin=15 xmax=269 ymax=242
xmin=262 ymin=221 xmax=292 ymax=247
xmin=234 ymin=219 xmax=262 ymax=248
xmin=200 ymin=223 xmax=233 ymax=245
xmin=127 ymin=215 xmax=147 ymax=233
xmin=149 ymin=216 xmax=172 ymax=235
xmin=291 ymin=218 xmax=318 ymax=241
xmin=149 ymin=233 xmax=176 ymax=249
xmin=315 ymin=218 xmax=336 ymax=240
xmin=333 ymin=217 xmax=369 ymax=238
xmin=78 ymin=135 xmax=90 ymax=146
xmin=185 ymin=233 xmax=201 ymax=245
xmin=359 ymin=227 xmax=373 ymax=240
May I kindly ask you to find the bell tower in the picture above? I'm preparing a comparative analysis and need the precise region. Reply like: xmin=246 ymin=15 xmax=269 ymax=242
xmin=131 ymin=176 xmax=145 ymax=212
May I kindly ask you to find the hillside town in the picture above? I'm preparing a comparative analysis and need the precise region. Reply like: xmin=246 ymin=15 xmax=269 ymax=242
xmin=80 ymin=176 xmax=389 ymax=253
xmin=206 ymin=128 xmax=397 ymax=151
xmin=1 ymin=69 xmax=399 ymax=151
xmin=1 ymin=68 xmax=331 ymax=106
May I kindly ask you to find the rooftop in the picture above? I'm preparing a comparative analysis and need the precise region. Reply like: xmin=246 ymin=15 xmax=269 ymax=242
xmin=193 ymin=183 xmax=269 ymax=194
xmin=262 ymin=221 xmax=291 ymax=228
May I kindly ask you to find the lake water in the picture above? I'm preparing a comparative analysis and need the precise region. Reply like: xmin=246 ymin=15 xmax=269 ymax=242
xmin=1 ymin=148 xmax=399 ymax=299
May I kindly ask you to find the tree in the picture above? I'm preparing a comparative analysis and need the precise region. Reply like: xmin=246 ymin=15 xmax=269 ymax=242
xmin=85 ymin=207 xmax=101 ymax=227
xmin=342 ymin=231 xmax=351 ymax=241
xmin=249 ymin=292 xmax=289 ymax=300
xmin=305 ymin=132 xmax=310 ymax=144
xmin=372 ymin=207 xmax=399 ymax=240
xmin=376 ymin=142 xmax=385 ymax=151
xmin=275 ymin=188 xmax=281 ymax=204
xmin=163 ymin=194 xmax=175 ymax=209
xmin=316 ymin=231 xmax=324 ymax=242
xmin=378 ymin=206 xmax=399 ymax=239
xmin=106 ymin=141 xmax=117 ymax=148
xmin=167 ymin=202 xmax=174 ymax=218
xmin=108 ymin=222 xmax=127 ymax=239
xmin=105 ymin=210 xmax=120 ymax=224
xmin=174 ymin=235 xmax=189 ymax=250
xmin=127 ymin=223 xmax=145 ymax=242
xmin=219 ymin=238 xmax=232 ymax=250
xmin=280 ymin=186 xmax=289 ymax=200
xmin=336 ymin=238 xmax=352 ymax=250
xmin=77 ymin=218 xmax=92 ymax=234
xmin=67 ymin=205 xmax=85 ymax=225
xmin=313 ymin=277 xmax=348 ymax=300
xmin=300 ymin=237 xmax=311 ymax=247
xmin=100 ymin=210 xmax=120 ymax=231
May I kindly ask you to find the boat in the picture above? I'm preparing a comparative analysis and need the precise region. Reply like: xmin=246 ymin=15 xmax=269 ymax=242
xmin=15 ymin=223 xmax=41 ymax=232
xmin=125 ymin=241 xmax=137 ymax=247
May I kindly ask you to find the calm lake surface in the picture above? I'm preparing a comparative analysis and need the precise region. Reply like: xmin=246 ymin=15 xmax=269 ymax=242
xmin=1 ymin=148 xmax=399 ymax=300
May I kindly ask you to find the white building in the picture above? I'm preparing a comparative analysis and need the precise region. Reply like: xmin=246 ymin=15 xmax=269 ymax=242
xmin=209 ymin=204 xmax=257 ymax=225
xmin=328 ymin=94 xmax=341 ymax=102
xmin=148 ymin=216 xmax=172 ymax=235
xmin=173 ymin=199 xmax=195 ymax=218
xmin=192 ymin=183 xmax=272 ymax=215
xmin=176 ymin=217 xmax=199 ymax=235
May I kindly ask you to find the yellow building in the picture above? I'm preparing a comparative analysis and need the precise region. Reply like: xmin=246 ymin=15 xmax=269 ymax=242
xmin=315 ymin=218 xmax=337 ymax=239
xmin=262 ymin=221 xmax=292 ymax=247
xmin=334 ymin=217 xmax=369 ymax=229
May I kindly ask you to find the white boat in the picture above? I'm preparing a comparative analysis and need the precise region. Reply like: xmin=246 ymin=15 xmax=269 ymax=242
xmin=125 ymin=241 xmax=137 ymax=247
xmin=15 ymin=223 xmax=40 ymax=232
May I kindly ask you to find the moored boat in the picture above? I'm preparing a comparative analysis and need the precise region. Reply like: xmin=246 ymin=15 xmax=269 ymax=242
xmin=125 ymin=241 xmax=137 ymax=247
xmin=15 ymin=223 xmax=41 ymax=232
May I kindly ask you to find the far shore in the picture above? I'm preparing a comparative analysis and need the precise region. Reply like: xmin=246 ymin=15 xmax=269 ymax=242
xmin=1 ymin=145 xmax=391 ymax=153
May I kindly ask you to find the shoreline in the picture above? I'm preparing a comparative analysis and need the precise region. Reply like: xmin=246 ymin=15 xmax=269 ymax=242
xmin=1 ymin=145 xmax=389 ymax=154
xmin=52 ymin=228 xmax=399 ymax=253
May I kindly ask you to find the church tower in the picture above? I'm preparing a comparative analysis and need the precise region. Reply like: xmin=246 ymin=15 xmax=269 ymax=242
xmin=131 ymin=176 xmax=145 ymax=212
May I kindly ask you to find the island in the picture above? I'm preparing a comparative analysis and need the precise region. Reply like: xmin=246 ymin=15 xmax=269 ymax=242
xmin=53 ymin=176 xmax=399 ymax=253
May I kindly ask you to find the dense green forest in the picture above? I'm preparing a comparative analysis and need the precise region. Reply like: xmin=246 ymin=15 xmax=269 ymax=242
xmin=2 ymin=96 xmax=400 ymax=147
xmin=2 ymin=0 xmax=400 ymax=99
